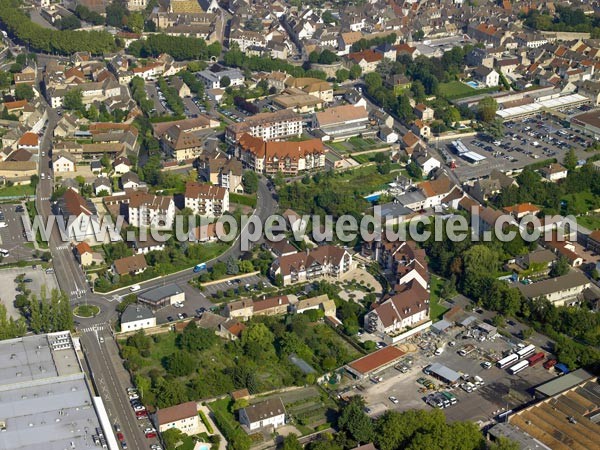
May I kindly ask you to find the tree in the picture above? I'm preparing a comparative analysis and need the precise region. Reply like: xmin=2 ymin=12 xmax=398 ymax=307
xmin=406 ymin=160 xmax=422 ymax=179
xmin=162 ymin=428 xmax=184 ymax=450
xmin=226 ymin=256 xmax=240 ymax=275
xmin=155 ymin=378 xmax=189 ymax=408
xmin=549 ymin=255 xmax=570 ymax=278
xmin=14 ymin=83 xmax=34 ymax=100
xmin=220 ymin=76 xmax=231 ymax=88
xmin=364 ymin=72 xmax=382 ymax=92
xmin=336 ymin=68 xmax=350 ymax=83
xmin=317 ymin=49 xmax=338 ymax=65
xmin=410 ymin=80 xmax=426 ymax=102
xmin=281 ymin=434 xmax=303 ymax=450
xmin=349 ymin=64 xmax=362 ymax=80
xmin=321 ymin=10 xmax=336 ymax=25
xmin=63 ymin=89 xmax=84 ymax=112
xmin=105 ymin=0 xmax=128 ymax=28
xmin=164 ymin=351 xmax=196 ymax=376
xmin=338 ymin=396 xmax=373 ymax=444
xmin=563 ymin=148 xmax=577 ymax=172
xmin=126 ymin=12 xmax=144 ymax=33
xmin=177 ymin=321 xmax=218 ymax=352
xmin=477 ymin=97 xmax=498 ymax=122
xmin=482 ymin=119 xmax=505 ymax=139
xmin=242 ymin=170 xmax=259 ymax=194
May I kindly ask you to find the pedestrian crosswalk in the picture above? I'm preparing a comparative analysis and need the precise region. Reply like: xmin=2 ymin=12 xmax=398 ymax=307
xmin=40 ymin=196 xmax=50 ymax=201
xmin=56 ymin=244 xmax=70 ymax=251
xmin=80 ymin=323 xmax=107 ymax=333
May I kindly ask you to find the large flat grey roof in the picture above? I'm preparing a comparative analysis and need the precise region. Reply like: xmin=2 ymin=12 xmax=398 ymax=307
xmin=0 ymin=332 xmax=104 ymax=450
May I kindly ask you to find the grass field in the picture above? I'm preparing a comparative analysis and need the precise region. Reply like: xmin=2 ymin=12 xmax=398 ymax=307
xmin=562 ymin=191 xmax=600 ymax=216
xmin=429 ymin=275 xmax=449 ymax=322
xmin=439 ymin=81 xmax=499 ymax=100
xmin=229 ymin=192 xmax=257 ymax=208
xmin=0 ymin=184 xmax=35 ymax=198
xmin=327 ymin=137 xmax=386 ymax=154
xmin=577 ymin=214 xmax=600 ymax=230
xmin=439 ymin=81 xmax=476 ymax=99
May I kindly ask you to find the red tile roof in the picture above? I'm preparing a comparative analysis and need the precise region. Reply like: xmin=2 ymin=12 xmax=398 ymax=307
xmin=348 ymin=346 xmax=405 ymax=375
xmin=156 ymin=401 xmax=197 ymax=425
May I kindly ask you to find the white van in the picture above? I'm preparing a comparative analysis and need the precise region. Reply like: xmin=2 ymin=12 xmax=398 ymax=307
xmin=129 ymin=284 xmax=141 ymax=292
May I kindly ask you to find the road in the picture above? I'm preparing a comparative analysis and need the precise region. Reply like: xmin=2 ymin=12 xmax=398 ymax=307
xmin=80 ymin=326 xmax=153 ymax=450
xmin=35 ymin=87 xmax=90 ymax=301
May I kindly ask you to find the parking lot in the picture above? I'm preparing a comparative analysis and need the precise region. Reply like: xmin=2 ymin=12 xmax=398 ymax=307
xmin=148 ymin=282 xmax=213 ymax=325
xmin=0 ymin=203 xmax=37 ymax=263
xmin=0 ymin=266 xmax=59 ymax=319
xmin=351 ymin=323 xmax=557 ymax=424
xmin=453 ymin=110 xmax=595 ymax=182
xmin=144 ymin=81 xmax=171 ymax=116
xmin=201 ymin=273 xmax=271 ymax=298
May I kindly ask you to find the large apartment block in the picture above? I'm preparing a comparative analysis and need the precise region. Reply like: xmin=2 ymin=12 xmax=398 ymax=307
xmin=225 ymin=110 xmax=303 ymax=142
xmin=128 ymin=192 xmax=175 ymax=229
xmin=235 ymin=133 xmax=326 ymax=176
xmin=184 ymin=181 xmax=229 ymax=217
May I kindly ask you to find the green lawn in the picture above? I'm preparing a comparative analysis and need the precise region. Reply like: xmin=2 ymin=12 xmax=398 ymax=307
xmin=439 ymin=81 xmax=499 ymax=100
xmin=429 ymin=275 xmax=449 ymax=322
xmin=439 ymin=81 xmax=476 ymax=99
xmin=73 ymin=304 xmax=100 ymax=317
xmin=577 ymin=214 xmax=600 ymax=231
xmin=562 ymin=191 xmax=600 ymax=216
xmin=229 ymin=192 xmax=257 ymax=208
xmin=0 ymin=184 xmax=35 ymax=198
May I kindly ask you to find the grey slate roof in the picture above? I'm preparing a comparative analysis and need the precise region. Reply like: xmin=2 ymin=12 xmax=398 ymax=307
xmin=121 ymin=304 xmax=155 ymax=323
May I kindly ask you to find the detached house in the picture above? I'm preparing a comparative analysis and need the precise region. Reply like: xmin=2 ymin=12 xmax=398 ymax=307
xmin=539 ymin=163 xmax=568 ymax=182
xmin=112 ymin=254 xmax=148 ymax=276
xmin=473 ymin=67 xmax=499 ymax=88
xmin=239 ymin=398 xmax=286 ymax=432
xmin=155 ymin=401 xmax=202 ymax=436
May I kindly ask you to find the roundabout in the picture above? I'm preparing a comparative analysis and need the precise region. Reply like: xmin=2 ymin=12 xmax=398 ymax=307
xmin=73 ymin=304 xmax=100 ymax=318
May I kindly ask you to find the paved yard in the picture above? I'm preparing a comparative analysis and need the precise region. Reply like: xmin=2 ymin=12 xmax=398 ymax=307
xmin=0 ymin=266 xmax=59 ymax=319
xmin=349 ymin=324 xmax=556 ymax=424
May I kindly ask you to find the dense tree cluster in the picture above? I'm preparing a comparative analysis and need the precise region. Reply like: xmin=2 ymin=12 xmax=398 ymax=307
xmin=130 ymin=76 xmax=154 ymax=116
xmin=73 ymin=5 xmax=104 ymax=26
xmin=128 ymin=34 xmax=221 ymax=61
xmin=493 ymin=160 xmax=600 ymax=216
xmin=0 ymin=0 xmax=115 ymax=54
xmin=351 ymin=33 xmax=397 ymax=53
xmin=308 ymin=398 xmax=516 ymax=450
xmin=120 ymin=314 xmax=358 ymax=410
xmin=525 ymin=6 xmax=600 ymax=37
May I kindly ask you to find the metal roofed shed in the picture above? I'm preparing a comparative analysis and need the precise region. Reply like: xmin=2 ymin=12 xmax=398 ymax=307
xmin=425 ymin=362 xmax=461 ymax=384
xmin=138 ymin=283 xmax=185 ymax=310
xmin=459 ymin=315 xmax=477 ymax=327
xmin=535 ymin=369 xmax=595 ymax=398
xmin=431 ymin=319 xmax=453 ymax=334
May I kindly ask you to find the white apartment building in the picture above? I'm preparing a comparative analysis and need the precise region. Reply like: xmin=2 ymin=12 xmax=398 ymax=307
xmin=184 ymin=182 xmax=229 ymax=217
xmin=128 ymin=192 xmax=175 ymax=229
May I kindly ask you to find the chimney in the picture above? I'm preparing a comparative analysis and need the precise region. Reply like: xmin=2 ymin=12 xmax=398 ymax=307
xmin=278 ymin=298 xmax=282 ymax=305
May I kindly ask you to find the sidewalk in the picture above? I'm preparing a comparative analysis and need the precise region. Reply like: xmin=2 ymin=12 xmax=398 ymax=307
xmin=197 ymin=404 xmax=227 ymax=450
